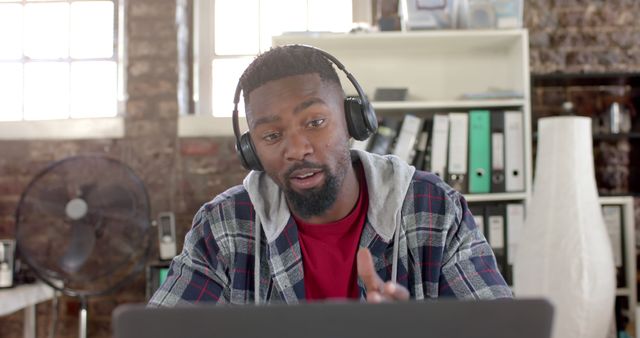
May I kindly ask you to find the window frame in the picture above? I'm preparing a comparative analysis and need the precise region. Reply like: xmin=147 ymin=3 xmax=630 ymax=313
xmin=0 ymin=0 xmax=126 ymax=139
xmin=186 ymin=0 xmax=369 ymax=137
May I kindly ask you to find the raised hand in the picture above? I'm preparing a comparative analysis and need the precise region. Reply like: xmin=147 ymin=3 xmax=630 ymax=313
xmin=357 ymin=248 xmax=410 ymax=303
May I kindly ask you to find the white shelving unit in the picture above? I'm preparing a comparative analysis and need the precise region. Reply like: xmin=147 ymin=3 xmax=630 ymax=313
xmin=273 ymin=29 xmax=533 ymax=204
xmin=372 ymin=99 xmax=526 ymax=111
xmin=599 ymin=196 xmax=637 ymax=333
xmin=464 ymin=192 xmax=528 ymax=203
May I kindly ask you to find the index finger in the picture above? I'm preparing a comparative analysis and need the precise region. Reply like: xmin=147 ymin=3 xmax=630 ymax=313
xmin=357 ymin=248 xmax=384 ymax=294
xmin=383 ymin=281 xmax=410 ymax=301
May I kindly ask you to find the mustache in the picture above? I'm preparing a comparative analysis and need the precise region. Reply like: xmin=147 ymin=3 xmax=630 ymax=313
xmin=284 ymin=161 xmax=326 ymax=178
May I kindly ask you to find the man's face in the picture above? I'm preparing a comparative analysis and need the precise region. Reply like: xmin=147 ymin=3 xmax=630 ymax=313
xmin=246 ymin=73 xmax=352 ymax=218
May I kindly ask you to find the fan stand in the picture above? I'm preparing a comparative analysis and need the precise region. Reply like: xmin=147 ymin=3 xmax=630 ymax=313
xmin=79 ymin=296 xmax=88 ymax=338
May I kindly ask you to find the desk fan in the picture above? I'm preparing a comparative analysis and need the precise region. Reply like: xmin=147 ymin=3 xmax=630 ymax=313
xmin=15 ymin=155 xmax=151 ymax=338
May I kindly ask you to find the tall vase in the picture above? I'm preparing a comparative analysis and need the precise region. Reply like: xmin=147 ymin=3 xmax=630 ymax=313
xmin=514 ymin=116 xmax=616 ymax=338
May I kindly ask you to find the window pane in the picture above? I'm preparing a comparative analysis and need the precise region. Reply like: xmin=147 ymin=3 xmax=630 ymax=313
xmin=212 ymin=58 xmax=252 ymax=117
xmin=214 ymin=0 xmax=259 ymax=55
xmin=70 ymin=1 xmax=114 ymax=59
xmin=308 ymin=0 xmax=352 ymax=32
xmin=24 ymin=62 xmax=69 ymax=120
xmin=260 ymin=0 xmax=307 ymax=51
xmin=0 ymin=4 xmax=23 ymax=60
xmin=0 ymin=63 xmax=23 ymax=121
xmin=25 ymin=3 xmax=69 ymax=59
xmin=70 ymin=61 xmax=117 ymax=118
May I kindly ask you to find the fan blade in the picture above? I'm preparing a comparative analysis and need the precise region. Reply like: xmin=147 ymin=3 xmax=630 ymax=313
xmin=86 ymin=185 xmax=136 ymax=216
xmin=59 ymin=221 xmax=96 ymax=274
xmin=32 ymin=185 xmax=69 ymax=218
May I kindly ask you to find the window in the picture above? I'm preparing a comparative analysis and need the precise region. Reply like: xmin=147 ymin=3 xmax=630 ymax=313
xmin=194 ymin=0 xmax=356 ymax=117
xmin=0 ymin=0 xmax=122 ymax=121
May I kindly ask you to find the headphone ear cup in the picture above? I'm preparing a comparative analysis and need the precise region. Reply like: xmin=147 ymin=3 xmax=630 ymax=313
xmin=344 ymin=97 xmax=377 ymax=141
xmin=362 ymin=101 xmax=378 ymax=135
xmin=237 ymin=132 xmax=264 ymax=171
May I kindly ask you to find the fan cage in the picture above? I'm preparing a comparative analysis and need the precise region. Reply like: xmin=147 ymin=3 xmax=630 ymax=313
xmin=15 ymin=155 xmax=152 ymax=298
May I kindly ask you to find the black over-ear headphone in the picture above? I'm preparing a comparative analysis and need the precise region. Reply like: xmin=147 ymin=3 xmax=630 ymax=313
xmin=232 ymin=44 xmax=378 ymax=172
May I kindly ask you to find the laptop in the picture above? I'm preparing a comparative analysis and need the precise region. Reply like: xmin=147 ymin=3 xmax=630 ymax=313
xmin=113 ymin=299 xmax=553 ymax=338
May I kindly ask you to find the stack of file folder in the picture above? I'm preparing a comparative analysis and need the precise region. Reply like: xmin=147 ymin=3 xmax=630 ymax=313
xmin=353 ymin=110 xmax=526 ymax=194
xmin=468 ymin=202 xmax=525 ymax=285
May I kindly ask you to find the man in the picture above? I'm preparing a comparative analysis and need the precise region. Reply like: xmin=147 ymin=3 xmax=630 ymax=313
xmin=149 ymin=45 xmax=512 ymax=306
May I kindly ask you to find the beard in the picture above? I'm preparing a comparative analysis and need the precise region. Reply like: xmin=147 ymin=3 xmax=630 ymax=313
xmin=283 ymin=150 xmax=351 ymax=219
xmin=284 ymin=163 xmax=339 ymax=219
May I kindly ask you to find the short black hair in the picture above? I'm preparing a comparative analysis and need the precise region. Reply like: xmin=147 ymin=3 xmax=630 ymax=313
xmin=239 ymin=45 xmax=342 ymax=105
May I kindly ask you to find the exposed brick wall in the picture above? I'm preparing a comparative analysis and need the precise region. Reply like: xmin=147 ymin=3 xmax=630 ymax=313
xmin=527 ymin=0 xmax=640 ymax=74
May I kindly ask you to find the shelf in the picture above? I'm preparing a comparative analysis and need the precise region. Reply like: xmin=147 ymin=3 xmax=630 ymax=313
xmin=372 ymin=99 xmax=526 ymax=111
xmin=599 ymin=192 xmax=640 ymax=198
xmin=278 ymin=29 xmax=526 ymax=52
xmin=532 ymin=72 xmax=640 ymax=87
xmin=464 ymin=192 xmax=528 ymax=203
xmin=533 ymin=132 xmax=640 ymax=141
xmin=616 ymin=288 xmax=631 ymax=296
xmin=593 ymin=133 xmax=640 ymax=141
xmin=148 ymin=260 xmax=172 ymax=268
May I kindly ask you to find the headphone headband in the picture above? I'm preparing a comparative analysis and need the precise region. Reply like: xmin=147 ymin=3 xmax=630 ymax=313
xmin=232 ymin=44 xmax=377 ymax=171
xmin=232 ymin=80 xmax=243 ymax=146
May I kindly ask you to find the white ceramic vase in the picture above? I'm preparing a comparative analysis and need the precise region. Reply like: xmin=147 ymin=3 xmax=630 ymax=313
xmin=514 ymin=116 xmax=616 ymax=338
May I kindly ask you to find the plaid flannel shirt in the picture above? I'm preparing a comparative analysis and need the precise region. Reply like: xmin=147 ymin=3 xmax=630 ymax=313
xmin=149 ymin=164 xmax=513 ymax=306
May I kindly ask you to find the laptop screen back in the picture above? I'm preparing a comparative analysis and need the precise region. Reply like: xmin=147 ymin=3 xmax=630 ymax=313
xmin=113 ymin=299 xmax=553 ymax=338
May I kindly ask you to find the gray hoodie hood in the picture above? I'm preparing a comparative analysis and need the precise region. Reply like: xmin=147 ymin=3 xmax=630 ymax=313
xmin=242 ymin=149 xmax=416 ymax=243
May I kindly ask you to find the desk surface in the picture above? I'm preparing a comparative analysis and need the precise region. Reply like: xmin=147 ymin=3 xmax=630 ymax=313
xmin=0 ymin=282 xmax=55 ymax=316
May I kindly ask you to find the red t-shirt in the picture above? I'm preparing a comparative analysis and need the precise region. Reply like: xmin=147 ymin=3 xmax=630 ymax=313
xmin=295 ymin=164 xmax=368 ymax=301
